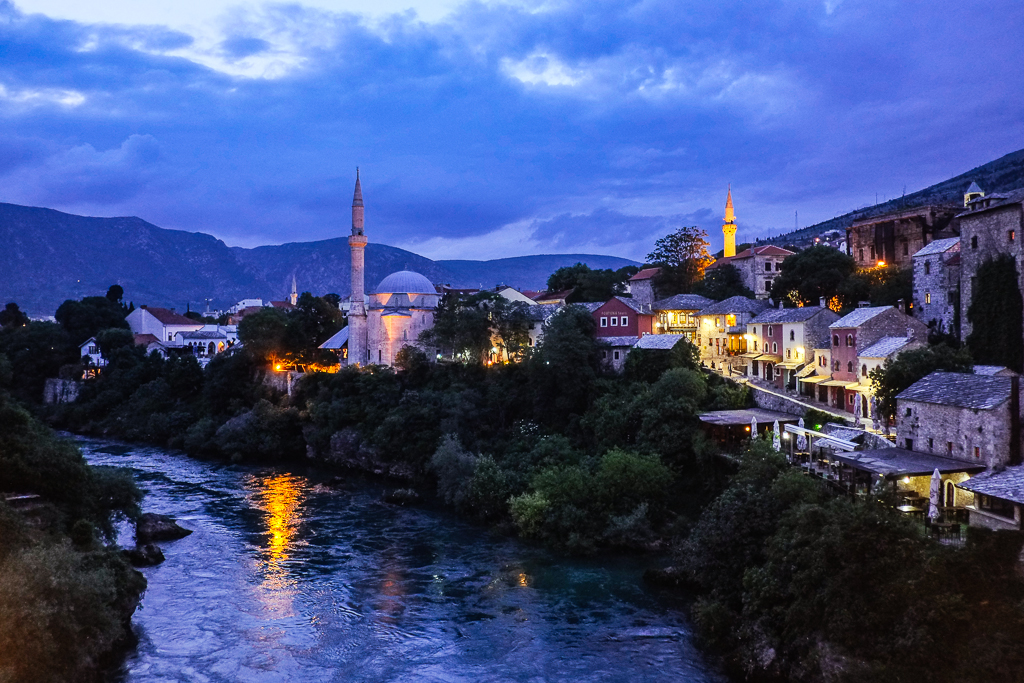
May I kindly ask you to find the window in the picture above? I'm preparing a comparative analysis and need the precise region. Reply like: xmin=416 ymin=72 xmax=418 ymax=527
xmin=772 ymin=342 xmax=778 ymax=354
xmin=765 ymin=262 xmax=772 ymax=272
xmin=861 ymin=364 xmax=867 ymax=376
xmin=870 ymin=246 xmax=876 ymax=260
xmin=787 ymin=348 xmax=791 ymax=359
xmin=1010 ymin=230 xmax=1016 ymax=242
xmin=768 ymin=326 xmax=774 ymax=337
xmin=974 ymin=446 xmax=981 ymax=459
xmin=613 ymin=350 xmax=620 ymax=360
xmin=971 ymin=236 xmax=978 ymax=249
xmin=947 ymin=291 xmax=956 ymax=305
xmin=754 ymin=341 xmax=758 ymax=351
xmin=775 ymin=262 xmax=782 ymax=271
xmin=528 ymin=338 xmax=533 ymax=347
xmin=833 ymin=334 xmax=840 ymax=347
xmin=600 ymin=316 xmax=608 ymax=327
xmin=905 ymin=438 xmax=913 ymax=451
xmin=752 ymin=327 xmax=757 ymax=335
xmin=789 ymin=330 xmax=795 ymax=341
xmin=379 ymin=350 xmax=382 ymax=362
xmin=621 ymin=316 xmax=628 ymax=326
xmin=925 ymin=292 xmax=931 ymax=304
xmin=978 ymin=494 xmax=1015 ymax=519
xmin=602 ymin=350 xmax=607 ymax=359
xmin=928 ymin=438 xmax=933 ymax=450
xmin=833 ymin=360 xmax=839 ymax=371
xmin=859 ymin=248 xmax=864 ymax=261
xmin=611 ymin=317 xmax=618 ymax=326
xmin=715 ymin=317 xmax=721 ymax=327
xmin=846 ymin=334 xmax=854 ymax=347
xmin=765 ymin=279 xmax=772 ymax=289
xmin=947 ymin=441 xmax=953 ymax=455
xmin=902 ymin=240 xmax=909 ymax=256
xmin=924 ymin=261 xmax=931 ymax=275
xmin=820 ymin=355 xmax=826 ymax=367
xmin=847 ymin=361 xmax=853 ymax=372
xmin=88 ymin=345 xmax=98 ymax=354
xmin=905 ymin=407 xmax=912 ymax=417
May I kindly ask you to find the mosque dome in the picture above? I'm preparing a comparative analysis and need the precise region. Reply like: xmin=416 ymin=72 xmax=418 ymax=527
xmin=373 ymin=270 xmax=436 ymax=295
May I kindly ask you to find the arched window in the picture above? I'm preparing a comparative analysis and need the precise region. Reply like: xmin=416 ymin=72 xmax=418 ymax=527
xmin=208 ymin=342 xmax=216 ymax=355
xmin=833 ymin=360 xmax=840 ymax=371
xmin=789 ymin=330 xmax=795 ymax=341
xmin=772 ymin=342 xmax=778 ymax=354
xmin=861 ymin=364 xmax=867 ymax=376
xmin=832 ymin=334 xmax=840 ymax=347
xmin=846 ymin=334 xmax=854 ymax=347
xmin=847 ymin=361 xmax=853 ymax=372
xmin=786 ymin=348 xmax=791 ymax=359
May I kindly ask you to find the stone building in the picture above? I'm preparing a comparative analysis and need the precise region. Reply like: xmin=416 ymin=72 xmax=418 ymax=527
xmin=957 ymin=188 xmax=1024 ymax=343
xmin=627 ymin=268 xmax=660 ymax=308
xmin=696 ymin=295 xmax=770 ymax=372
xmin=911 ymin=237 xmax=960 ymax=334
xmin=896 ymin=371 xmax=1021 ymax=470
xmin=652 ymin=293 xmax=712 ymax=341
xmin=745 ymin=305 xmax=838 ymax=389
xmin=958 ymin=466 xmax=1024 ymax=531
xmin=847 ymin=205 xmax=959 ymax=270
xmin=707 ymin=245 xmax=794 ymax=300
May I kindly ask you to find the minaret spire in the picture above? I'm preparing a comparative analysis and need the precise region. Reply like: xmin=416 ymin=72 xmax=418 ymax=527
xmin=722 ymin=184 xmax=737 ymax=258
xmin=348 ymin=168 xmax=368 ymax=366
xmin=290 ymin=274 xmax=298 ymax=306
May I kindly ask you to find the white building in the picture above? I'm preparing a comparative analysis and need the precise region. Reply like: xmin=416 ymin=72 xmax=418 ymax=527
xmin=126 ymin=306 xmax=203 ymax=343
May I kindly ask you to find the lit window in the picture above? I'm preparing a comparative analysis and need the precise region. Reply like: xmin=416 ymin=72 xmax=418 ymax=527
xmin=786 ymin=349 xmax=791 ymax=359
xmin=1010 ymin=230 xmax=1016 ymax=242
xmin=846 ymin=334 xmax=854 ymax=347
xmin=925 ymin=292 xmax=931 ymax=304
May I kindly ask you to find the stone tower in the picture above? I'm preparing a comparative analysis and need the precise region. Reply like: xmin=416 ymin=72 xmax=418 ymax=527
xmin=348 ymin=169 xmax=368 ymax=366
xmin=290 ymin=274 xmax=298 ymax=306
xmin=964 ymin=181 xmax=984 ymax=207
xmin=723 ymin=185 xmax=737 ymax=258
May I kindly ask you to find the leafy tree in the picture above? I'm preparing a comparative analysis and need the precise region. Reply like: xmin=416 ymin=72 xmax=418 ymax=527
xmin=95 ymin=328 xmax=135 ymax=356
xmin=840 ymin=264 xmax=913 ymax=309
xmin=54 ymin=296 xmax=129 ymax=344
xmin=693 ymin=264 xmax=754 ymax=301
xmin=105 ymin=284 xmax=124 ymax=305
xmin=546 ymin=263 xmax=638 ymax=302
xmin=529 ymin=305 xmax=601 ymax=424
xmin=770 ymin=245 xmax=857 ymax=308
xmin=623 ymin=339 xmax=699 ymax=383
xmin=647 ymin=226 xmax=714 ymax=296
xmin=419 ymin=292 xmax=498 ymax=363
xmin=238 ymin=307 xmax=290 ymax=364
xmin=0 ymin=322 xmax=76 ymax=403
xmin=0 ymin=303 xmax=29 ymax=328
xmin=967 ymin=254 xmax=1024 ymax=373
xmin=868 ymin=344 xmax=973 ymax=421
xmin=322 ymin=293 xmax=342 ymax=309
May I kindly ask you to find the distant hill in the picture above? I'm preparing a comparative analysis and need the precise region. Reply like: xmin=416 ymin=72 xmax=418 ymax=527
xmin=761 ymin=147 xmax=1024 ymax=246
xmin=0 ymin=202 xmax=638 ymax=316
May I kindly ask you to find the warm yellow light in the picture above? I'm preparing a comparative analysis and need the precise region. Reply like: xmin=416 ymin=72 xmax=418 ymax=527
xmin=745 ymin=426 xmax=751 ymax=431
xmin=903 ymin=476 xmax=910 ymax=484
xmin=877 ymin=260 xmax=886 ymax=267
xmin=274 ymin=364 xmax=283 ymax=371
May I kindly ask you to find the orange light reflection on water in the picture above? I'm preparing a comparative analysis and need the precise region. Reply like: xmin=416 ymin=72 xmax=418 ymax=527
xmin=246 ymin=472 xmax=306 ymax=577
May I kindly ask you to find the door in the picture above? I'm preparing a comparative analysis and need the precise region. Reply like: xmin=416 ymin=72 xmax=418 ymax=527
xmin=944 ymin=481 xmax=955 ymax=508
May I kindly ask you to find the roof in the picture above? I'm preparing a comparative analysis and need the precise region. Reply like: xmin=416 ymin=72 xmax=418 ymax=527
xmin=319 ymin=326 xmax=349 ymax=350
xmin=829 ymin=306 xmax=893 ymax=329
xmin=966 ymin=181 xmax=983 ymax=194
xmin=525 ymin=303 xmax=562 ymax=321
xmin=133 ymin=333 xmax=161 ymax=346
xmin=699 ymin=295 xmax=771 ymax=316
xmin=374 ymin=271 xmax=436 ymax=295
xmin=973 ymin=365 xmax=1017 ymax=376
xmin=831 ymin=447 xmax=987 ymax=478
xmin=709 ymin=245 xmax=794 ymax=268
xmin=629 ymin=267 xmax=661 ymax=281
xmin=578 ymin=302 xmax=604 ymax=313
xmin=858 ymin=336 xmax=912 ymax=358
xmin=912 ymin=237 xmax=960 ymax=258
xmin=179 ymin=330 xmax=228 ymax=340
xmin=698 ymin=408 xmax=800 ymax=427
xmin=958 ymin=466 xmax=1024 ymax=505
xmin=945 ymin=253 xmax=961 ymax=266
xmin=750 ymin=306 xmax=832 ymax=324
xmin=597 ymin=335 xmax=639 ymax=347
xmin=958 ymin=188 xmax=1024 ymax=217
xmin=79 ymin=337 xmax=96 ymax=349
xmin=140 ymin=306 xmax=199 ymax=326
xmin=269 ymin=301 xmax=295 ymax=309
xmin=533 ymin=288 xmax=575 ymax=302
xmin=653 ymin=294 xmax=714 ymax=311
xmin=897 ymin=371 xmax=1014 ymax=410
xmin=633 ymin=334 xmax=687 ymax=350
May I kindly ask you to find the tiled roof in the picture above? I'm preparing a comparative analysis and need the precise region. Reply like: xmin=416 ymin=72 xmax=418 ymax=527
xmin=653 ymin=294 xmax=714 ymax=311
xmin=973 ymin=365 xmax=1017 ymax=376
xmin=629 ymin=267 xmax=661 ymax=281
xmin=966 ymin=181 xmax=983 ymax=194
xmin=578 ymin=302 xmax=604 ymax=313
xmin=707 ymin=245 xmax=794 ymax=269
xmin=698 ymin=296 xmax=771 ymax=316
xmin=597 ymin=335 xmax=639 ymax=347
xmin=270 ymin=301 xmax=295 ymax=309
xmin=912 ymin=237 xmax=960 ymax=258
xmin=945 ymin=253 xmax=961 ymax=266
xmin=750 ymin=306 xmax=831 ymax=324
xmin=830 ymin=306 xmax=893 ymax=329
xmin=533 ymin=288 xmax=575 ymax=302
xmin=832 ymin=447 xmax=986 ymax=477
xmin=633 ymin=334 xmax=687 ymax=350
xmin=133 ymin=333 xmax=160 ymax=346
xmin=858 ymin=336 xmax=912 ymax=358
xmin=959 ymin=187 xmax=1024 ymax=217
xmin=614 ymin=295 xmax=648 ymax=313
xmin=319 ymin=326 xmax=349 ymax=350
xmin=897 ymin=371 xmax=1013 ymax=410
xmin=958 ymin=466 xmax=1024 ymax=505
xmin=141 ymin=306 xmax=199 ymax=326
xmin=525 ymin=303 xmax=562 ymax=321
xmin=180 ymin=330 xmax=228 ymax=339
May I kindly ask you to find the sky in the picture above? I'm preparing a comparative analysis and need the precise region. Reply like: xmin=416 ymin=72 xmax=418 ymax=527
xmin=1 ymin=0 xmax=1023 ymax=262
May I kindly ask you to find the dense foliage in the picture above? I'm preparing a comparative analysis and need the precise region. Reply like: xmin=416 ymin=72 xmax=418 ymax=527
xmin=692 ymin=264 xmax=755 ymax=301
xmin=421 ymin=291 xmax=533 ymax=363
xmin=545 ymin=262 xmax=639 ymax=302
xmin=769 ymin=245 xmax=857 ymax=308
xmin=967 ymin=254 xmax=1024 ymax=373
xmin=680 ymin=441 xmax=1024 ymax=683
xmin=647 ymin=225 xmax=715 ymax=297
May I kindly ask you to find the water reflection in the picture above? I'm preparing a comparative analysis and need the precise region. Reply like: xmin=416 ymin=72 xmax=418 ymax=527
xmin=246 ymin=472 xmax=306 ymax=572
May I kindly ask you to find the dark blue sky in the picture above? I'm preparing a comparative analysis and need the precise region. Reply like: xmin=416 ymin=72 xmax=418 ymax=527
xmin=1 ymin=0 xmax=1022 ymax=261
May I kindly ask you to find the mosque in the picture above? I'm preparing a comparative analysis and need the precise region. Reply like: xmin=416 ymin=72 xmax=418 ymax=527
xmin=342 ymin=170 xmax=440 ymax=367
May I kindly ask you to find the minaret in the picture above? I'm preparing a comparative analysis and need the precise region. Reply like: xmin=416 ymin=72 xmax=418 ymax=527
xmin=348 ymin=168 xmax=368 ymax=366
xmin=723 ymin=185 xmax=737 ymax=258
xmin=289 ymin=274 xmax=298 ymax=306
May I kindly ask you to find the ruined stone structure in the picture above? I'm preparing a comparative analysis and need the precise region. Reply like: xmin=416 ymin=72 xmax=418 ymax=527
xmin=847 ymin=205 xmax=960 ymax=270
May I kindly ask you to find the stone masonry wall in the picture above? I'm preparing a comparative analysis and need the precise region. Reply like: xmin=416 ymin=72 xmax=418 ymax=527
xmin=43 ymin=378 xmax=79 ymax=404
xmin=959 ymin=203 xmax=1024 ymax=340
xmin=897 ymin=399 xmax=1014 ymax=469
xmin=913 ymin=248 xmax=959 ymax=333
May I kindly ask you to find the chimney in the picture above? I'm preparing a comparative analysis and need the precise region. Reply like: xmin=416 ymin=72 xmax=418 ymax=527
xmin=1012 ymin=375 xmax=1021 ymax=466
xmin=819 ymin=297 xmax=826 ymax=308
xmin=896 ymin=298 xmax=904 ymax=313
xmin=858 ymin=301 xmax=870 ymax=308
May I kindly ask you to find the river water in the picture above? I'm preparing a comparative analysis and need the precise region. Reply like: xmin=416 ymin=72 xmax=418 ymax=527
xmin=81 ymin=439 xmax=724 ymax=683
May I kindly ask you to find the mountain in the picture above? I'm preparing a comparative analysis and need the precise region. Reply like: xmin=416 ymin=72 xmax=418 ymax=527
xmin=0 ymin=202 xmax=638 ymax=316
xmin=761 ymin=147 xmax=1024 ymax=246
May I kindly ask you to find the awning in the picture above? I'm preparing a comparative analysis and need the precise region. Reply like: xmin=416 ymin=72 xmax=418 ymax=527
xmin=777 ymin=361 xmax=804 ymax=370
xmin=740 ymin=352 xmax=760 ymax=359
xmin=799 ymin=375 xmax=830 ymax=384
xmin=821 ymin=379 xmax=857 ymax=388
xmin=796 ymin=364 xmax=817 ymax=378
xmin=832 ymin=448 xmax=987 ymax=478
xmin=754 ymin=354 xmax=782 ymax=362
xmin=844 ymin=382 xmax=872 ymax=392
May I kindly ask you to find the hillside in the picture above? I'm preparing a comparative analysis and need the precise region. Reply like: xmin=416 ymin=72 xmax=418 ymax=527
xmin=761 ymin=147 xmax=1024 ymax=246
xmin=0 ymin=202 xmax=638 ymax=315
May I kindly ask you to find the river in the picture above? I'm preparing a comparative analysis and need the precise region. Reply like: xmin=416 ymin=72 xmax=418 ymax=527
xmin=81 ymin=439 xmax=724 ymax=683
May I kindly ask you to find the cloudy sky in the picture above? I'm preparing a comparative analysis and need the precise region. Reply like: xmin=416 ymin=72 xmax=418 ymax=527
xmin=1 ymin=0 xmax=1022 ymax=261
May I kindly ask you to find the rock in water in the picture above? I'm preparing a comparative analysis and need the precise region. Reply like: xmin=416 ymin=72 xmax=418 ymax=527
xmin=136 ymin=513 xmax=193 ymax=543
xmin=383 ymin=488 xmax=421 ymax=505
xmin=124 ymin=544 xmax=166 ymax=567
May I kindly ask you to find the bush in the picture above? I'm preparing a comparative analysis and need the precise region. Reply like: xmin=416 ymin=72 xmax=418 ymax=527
xmin=429 ymin=434 xmax=477 ymax=507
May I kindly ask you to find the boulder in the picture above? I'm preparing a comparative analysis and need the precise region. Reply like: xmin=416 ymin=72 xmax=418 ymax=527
xmin=124 ymin=543 xmax=165 ymax=567
xmin=383 ymin=488 xmax=421 ymax=505
xmin=136 ymin=513 xmax=193 ymax=543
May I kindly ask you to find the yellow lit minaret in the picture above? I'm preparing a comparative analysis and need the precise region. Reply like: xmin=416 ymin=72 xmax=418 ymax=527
xmin=723 ymin=185 xmax=737 ymax=258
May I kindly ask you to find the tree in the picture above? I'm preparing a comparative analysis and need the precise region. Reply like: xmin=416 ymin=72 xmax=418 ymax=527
xmin=0 ymin=303 xmax=29 ymax=328
xmin=647 ymin=226 xmax=714 ymax=296
xmin=105 ymin=285 xmax=124 ymax=305
xmin=419 ymin=292 xmax=495 ymax=363
xmin=693 ymin=264 xmax=754 ymax=301
xmin=868 ymin=344 xmax=973 ymax=421
xmin=54 ymin=296 xmax=129 ymax=344
xmin=530 ymin=305 xmax=601 ymax=423
xmin=0 ymin=322 xmax=76 ymax=403
xmin=967 ymin=254 xmax=1024 ymax=373
xmin=770 ymin=245 xmax=857 ymax=308
xmin=546 ymin=263 xmax=638 ymax=302
xmin=238 ymin=307 xmax=290 ymax=364
xmin=95 ymin=328 xmax=135 ymax=356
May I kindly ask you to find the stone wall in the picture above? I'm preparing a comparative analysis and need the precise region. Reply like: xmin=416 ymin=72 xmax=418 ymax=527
xmin=43 ymin=378 xmax=79 ymax=404
xmin=958 ymin=202 xmax=1024 ymax=340
xmin=913 ymin=246 xmax=960 ymax=333
xmin=898 ymin=398 xmax=1016 ymax=469
xmin=741 ymin=378 xmax=850 ymax=421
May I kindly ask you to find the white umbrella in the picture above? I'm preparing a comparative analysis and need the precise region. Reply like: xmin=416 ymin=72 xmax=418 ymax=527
xmin=929 ymin=468 xmax=941 ymax=520
xmin=751 ymin=415 xmax=758 ymax=439
xmin=871 ymin=396 xmax=880 ymax=431
xmin=853 ymin=392 xmax=862 ymax=425
xmin=772 ymin=420 xmax=781 ymax=451
xmin=797 ymin=417 xmax=807 ymax=451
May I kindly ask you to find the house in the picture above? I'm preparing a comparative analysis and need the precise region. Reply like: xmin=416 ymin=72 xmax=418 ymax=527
xmin=696 ymin=296 xmax=770 ymax=373
xmin=133 ymin=333 xmax=169 ymax=358
xmin=495 ymin=287 xmax=538 ymax=306
xmin=79 ymin=337 xmax=105 ymax=367
xmin=126 ymin=306 xmax=203 ymax=343
xmin=847 ymin=205 xmax=960 ymax=270
xmin=826 ymin=306 xmax=927 ymax=414
xmin=911 ymin=237 xmax=960 ymax=334
xmin=957 ymin=467 xmax=1024 ymax=531
xmin=174 ymin=326 xmax=237 ymax=362
xmin=652 ymin=293 xmax=713 ymax=341
xmin=524 ymin=303 xmax=563 ymax=350
xmin=852 ymin=336 xmax=923 ymax=419
xmin=706 ymin=245 xmax=795 ymax=299
xmin=593 ymin=297 xmax=655 ymax=338
xmin=532 ymin=288 xmax=575 ymax=305
xmin=598 ymin=336 xmax=638 ymax=371
xmin=797 ymin=345 xmax=834 ymax=402
xmin=627 ymin=268 xmax=660 ymax=308
xmin=745 ymin=306 xmax=839 ymax=389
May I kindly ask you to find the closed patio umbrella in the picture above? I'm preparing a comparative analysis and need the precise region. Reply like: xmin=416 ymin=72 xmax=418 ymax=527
xmin=772 ymin=420 xmax=781 ymax=451
xmin=871 ymin=396 xmax=880 ymax=431
xmin=797 ymin=417 xmax=807 ymax=451
xmin=751 ymin=415 xmax=758 ymax=439
xmin=929 ymin=468 xmax=941 ymax=521
xmin=853 ymin=392 xmax=862 ymax=425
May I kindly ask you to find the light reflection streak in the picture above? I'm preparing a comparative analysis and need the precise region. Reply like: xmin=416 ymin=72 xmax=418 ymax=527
xmin=245 ymin=472 xmax=308 ymax=609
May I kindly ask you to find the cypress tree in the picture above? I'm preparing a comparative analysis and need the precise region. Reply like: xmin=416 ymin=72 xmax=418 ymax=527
xmin=967 ymin=254 xmax=1024 ymax=372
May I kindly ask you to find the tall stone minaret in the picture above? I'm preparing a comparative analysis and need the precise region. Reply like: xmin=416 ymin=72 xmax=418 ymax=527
xmin=290 ymin=274 xmax=298 ymax=306
xmin=348 ymin=168 xmax=368 ymax=366
xmin=723 ymin=185 xmax=737 ymax=258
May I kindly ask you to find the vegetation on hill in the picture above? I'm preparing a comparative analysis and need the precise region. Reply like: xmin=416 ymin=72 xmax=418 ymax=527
xmin=770 ymin=246 xmax=913 ymax=311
